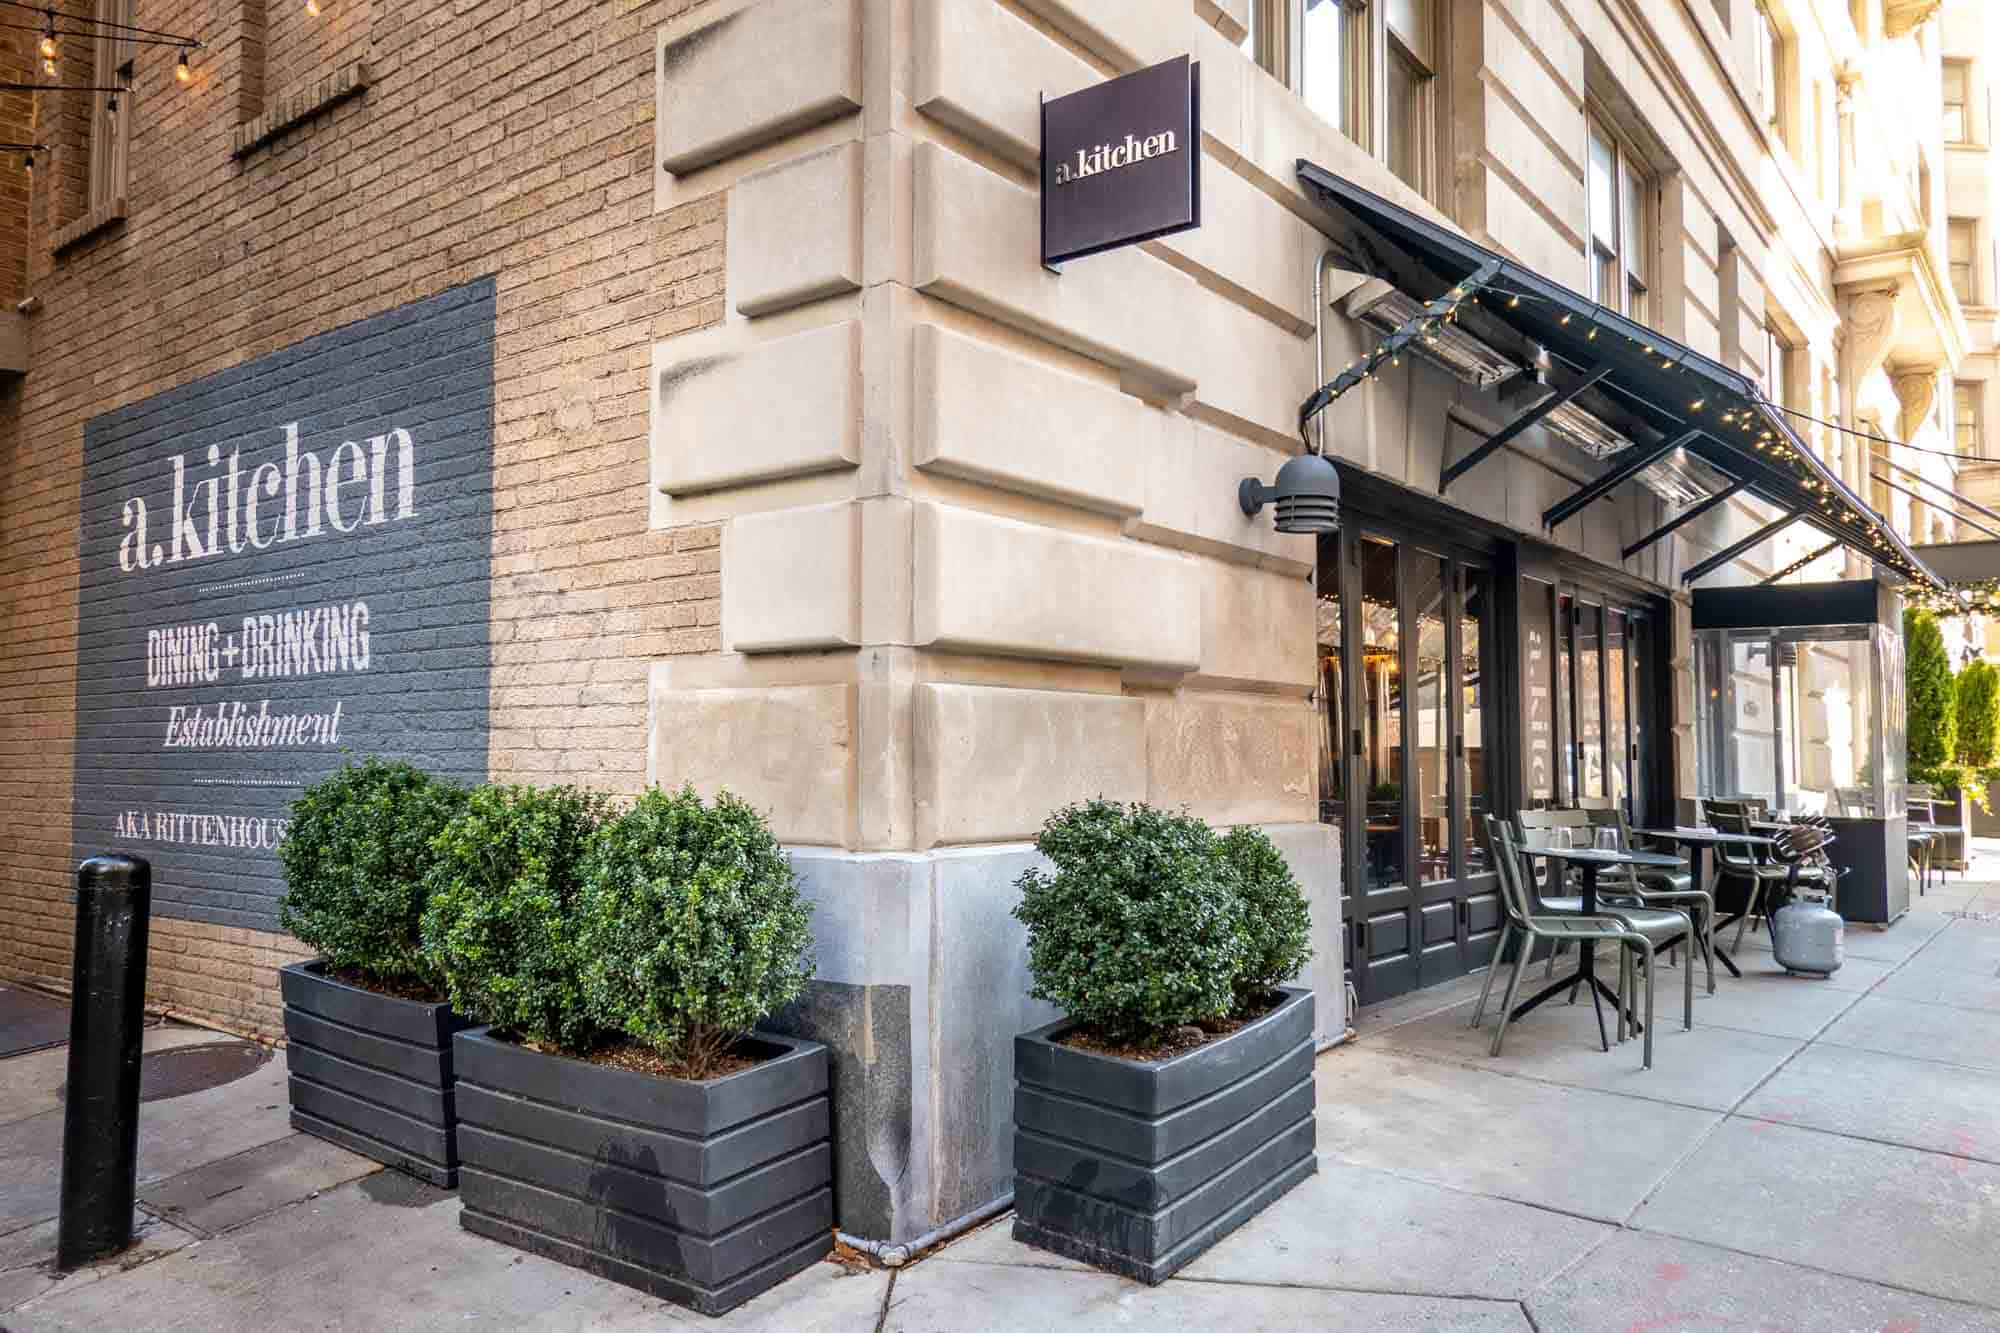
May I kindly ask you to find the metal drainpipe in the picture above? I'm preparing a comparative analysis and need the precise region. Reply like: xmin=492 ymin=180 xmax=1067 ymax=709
xmin=1311 ymin=247 xmax=1344 ymax=457
xmin=836 ymin=1193 xmax=1015 ymax=1268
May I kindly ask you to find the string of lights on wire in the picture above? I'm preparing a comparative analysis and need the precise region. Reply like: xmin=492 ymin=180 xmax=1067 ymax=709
xmin=0 ymin=0 xmax=324 ymax=170
xmin=1294 ymin=269 xmax=1953 ymax=596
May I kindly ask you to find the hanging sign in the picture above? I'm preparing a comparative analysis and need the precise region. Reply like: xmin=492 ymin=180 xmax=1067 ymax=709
xmin=1041 ymin=54 xmax=1201 ymax=267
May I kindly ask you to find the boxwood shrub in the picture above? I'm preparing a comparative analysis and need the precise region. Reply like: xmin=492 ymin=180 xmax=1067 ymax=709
xmin=277 ymin=758 xmax=468 ymax=987
xmin=1012 ymin=800 xmax=1248 ymax=1044
xmin=420 ymin=783 xmax=615 ymax=1048
xmin=1217 ymin=825 xmax=1313 ymax=1005
xmin=577 ymin=786 xmax=814 ymax=1078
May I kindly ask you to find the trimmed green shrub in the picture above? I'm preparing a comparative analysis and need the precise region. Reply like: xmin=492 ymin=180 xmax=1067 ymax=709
xmin=278 ymin=759 xmax=467 ymax=986
xmin=1012 ymin=801 xmax=1246 ymax=1044
xmin=420 ymin=783 xmax=616 ymax=1048
xmin=1906 ymin=608 xmax=1956 ymax=771
xmin=1216 ymin=826 xmax=1313 ymax=1005
xmin=577 ymin=786 xmax=815 ymax=1078
xmin=1955 ymin=659 xmax=2000 ymax=769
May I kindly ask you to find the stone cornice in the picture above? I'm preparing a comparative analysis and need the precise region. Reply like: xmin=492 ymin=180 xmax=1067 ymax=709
xmin=1883 ymin=1 xmax=1944 ymax=40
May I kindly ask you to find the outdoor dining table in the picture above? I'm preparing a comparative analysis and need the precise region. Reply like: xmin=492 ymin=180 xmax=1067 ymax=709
xmin=1511 ymin=844 xmax=1689 ymax=1048
xmin=1634 ymin=826 xmax=1781 ymax=978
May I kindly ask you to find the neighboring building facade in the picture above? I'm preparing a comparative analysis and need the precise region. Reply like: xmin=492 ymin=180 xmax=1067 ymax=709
xmin=0 ymin=0 xmax=1991 ymax=1249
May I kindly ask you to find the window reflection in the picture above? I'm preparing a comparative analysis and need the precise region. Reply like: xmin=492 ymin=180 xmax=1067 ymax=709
xmin=1360 ymin=537 xmax=1405 ymax=893
xmin=1414 ymin=555 xmax=1449 ymax=884
xmin=1461 ymin=569 xmax=1489 ymax=874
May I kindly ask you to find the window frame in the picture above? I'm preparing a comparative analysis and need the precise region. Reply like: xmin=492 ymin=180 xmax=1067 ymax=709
xmin=1382 ymin=0 xmax=1438 ymax=198
xmin=1955 ymin=380 xmax=1986 ymax=460
xmin=1755 ymin=3 xmax=1785 ymax=144
xmin=88 ymin=0 xmax=134 ymax=213
xmin=1942 ymin=58 xmax=1973 ymax=145
xmin=1948 ymin=216 xmax=1978 ymax=306
xmin=1585 ymin=109 xmax=1655 ymax=326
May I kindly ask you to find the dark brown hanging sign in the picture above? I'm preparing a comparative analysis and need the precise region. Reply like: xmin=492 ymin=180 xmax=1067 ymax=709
xmin=1040 ymin=55 xmax=1201 ymax=268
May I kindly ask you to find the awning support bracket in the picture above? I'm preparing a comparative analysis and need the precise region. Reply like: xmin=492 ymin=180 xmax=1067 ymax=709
xmin=1682 ymin=508 xmax=1806 ymax=584
xmin=1540 ymin=427 xmax=1702 ymax=530
xmin=1622 ymin=478 xmax=1750 ymax=561
xmin=1440 ymin=363 xmax=1613 ymax=494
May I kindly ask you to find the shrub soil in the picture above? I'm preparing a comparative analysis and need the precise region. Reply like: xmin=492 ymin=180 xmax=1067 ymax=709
xmin=1054 ymin=990 xmax=1285 ymax=1062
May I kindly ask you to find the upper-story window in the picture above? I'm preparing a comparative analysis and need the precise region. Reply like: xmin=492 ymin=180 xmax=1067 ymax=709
xmin=1765 ymin=322 xmax=1795 ymax=408
xmin=1301 ymin=1 xmax=1363 ymax=146
xmin=1587 ymin=114 xmax=1652 ymax=324
xmin=1942 ymin=60 xmax=1972 ymax=144
xmin=1755 ymin=3 xmax=1783 ymax=137
xmin=1240 ymin=2 xmax=1437 ymax=200
xmin=1955 ymin=381 xmax=1986 ymax=459
xmin=1948 ymin=217 xmax=1978 ymax=304
xmin=89 ymin=0 xmax=134 ymax=211
xmin=1383 ymin=0 xmax=1437 ymax=196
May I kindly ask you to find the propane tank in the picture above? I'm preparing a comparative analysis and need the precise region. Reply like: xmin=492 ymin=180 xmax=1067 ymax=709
xmin=1771 ymin=886 xmax=1844 ymax=978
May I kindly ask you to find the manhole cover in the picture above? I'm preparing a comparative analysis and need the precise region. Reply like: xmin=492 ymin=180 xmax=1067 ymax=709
xmin=59 ymin=1041 xmax=270 ymax=1104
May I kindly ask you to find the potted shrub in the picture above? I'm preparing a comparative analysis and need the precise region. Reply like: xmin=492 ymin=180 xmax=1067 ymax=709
xmin=1010 ymin=801 xmax=1316 ymax=1285
xmin=277 ymin=758 xmax=470 ymax=1186
xmin=431 ymin=784 xmax=830 ymax=1317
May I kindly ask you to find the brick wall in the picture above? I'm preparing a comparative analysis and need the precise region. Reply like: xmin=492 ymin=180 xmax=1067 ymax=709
xmin=0 ymin=0 xmax=723 ymax=1039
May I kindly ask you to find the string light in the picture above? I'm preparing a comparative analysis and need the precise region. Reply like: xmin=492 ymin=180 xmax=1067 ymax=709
xmin=176 ymin=47 xmax=191 ymax=81
xmin=305 ymin=0 xmax=321 ymax=14
xmin=38 ymin=21 xmax=54 ymax=60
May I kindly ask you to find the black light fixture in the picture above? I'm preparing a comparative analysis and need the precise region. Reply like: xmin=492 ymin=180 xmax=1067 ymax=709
xmin=1238 ymin=452 xmax=1342 ymax=534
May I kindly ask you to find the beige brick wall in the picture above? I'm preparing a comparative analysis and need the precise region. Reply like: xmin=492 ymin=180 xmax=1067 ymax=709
xmin=0 ymin=0 xmax=723 ymax=1039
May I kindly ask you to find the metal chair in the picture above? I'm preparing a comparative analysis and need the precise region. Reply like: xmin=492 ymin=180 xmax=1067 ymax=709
xmin=1584 ymin=806 xmax=1719 ymax=995
xmin=1710 ymin=807 xmax=1820 ymax=951
xmin=1471 ymin=817 xmax=1653 ymax=1065
xmin=1906 ymin=789 xmax=1939 ymax=894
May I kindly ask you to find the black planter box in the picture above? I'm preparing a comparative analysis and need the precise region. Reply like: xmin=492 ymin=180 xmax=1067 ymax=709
xmin=280 ymin=960 xmax=469 ymax=1188
xmin=1012 ymin=987 xmax=1316 ymax=1285
xmin=453 ymin=1026 xmax=833 ymax=1316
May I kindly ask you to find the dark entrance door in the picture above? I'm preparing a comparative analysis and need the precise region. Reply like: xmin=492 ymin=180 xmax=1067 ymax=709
xmin=1318 ymin=523 xmax=1501 ymax=1007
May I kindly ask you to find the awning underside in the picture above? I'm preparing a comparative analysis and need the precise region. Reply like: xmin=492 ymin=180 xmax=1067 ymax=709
xmin=1294 ymin=161 xmax=1950 ymax=593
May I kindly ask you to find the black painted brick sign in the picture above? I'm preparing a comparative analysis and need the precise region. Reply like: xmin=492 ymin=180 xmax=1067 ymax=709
xmin=70 ymin=278 xmax=497 ymax=933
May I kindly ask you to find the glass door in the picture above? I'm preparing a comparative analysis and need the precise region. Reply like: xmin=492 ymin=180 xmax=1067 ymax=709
xmin=1549 ymin=585 xmax=1660 ymax=824
xmin=1318 ymin=525 xmax=1499 ymax=1007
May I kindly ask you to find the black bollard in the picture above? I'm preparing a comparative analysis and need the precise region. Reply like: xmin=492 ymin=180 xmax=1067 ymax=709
xmin=56 ymin=854 xmax=151 ymax=1271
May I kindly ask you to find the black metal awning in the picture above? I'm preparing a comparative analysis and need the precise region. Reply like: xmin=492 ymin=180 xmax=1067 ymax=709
xmin=1294 ymin=161 xmax=1951 ymax=593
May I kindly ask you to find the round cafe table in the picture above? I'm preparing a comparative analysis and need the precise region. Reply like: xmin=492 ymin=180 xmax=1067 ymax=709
xmin=1633 ymin=827 xmax=1780 ymax=978
xmin=1511 ymin=845 xmax=1689 ymax=1049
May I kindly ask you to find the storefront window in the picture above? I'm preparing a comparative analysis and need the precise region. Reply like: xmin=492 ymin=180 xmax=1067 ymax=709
xmin=1578 ymin=602 xmax=1604 ymax=800
xmin=1316 ymin=539 xmax=1345 ymax=830
xmin=1359 ymin=536 xmax=1404 ymax=893
xmin=1414 ymin=554 xmax=1449 ymax=884
xmin=1557 ymin=594 xmax=1575 ymax=802
xmin=1606 ymin=610 xmax=1628 ymax=809
xmin=1460 ymin=569 xmax=1489 ymax=872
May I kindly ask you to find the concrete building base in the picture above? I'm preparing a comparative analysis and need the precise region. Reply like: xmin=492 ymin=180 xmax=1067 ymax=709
xmin=763 ymin=823 xmax=1343 ymax=1244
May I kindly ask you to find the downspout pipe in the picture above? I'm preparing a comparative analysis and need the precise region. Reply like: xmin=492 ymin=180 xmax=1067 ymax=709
xmin=1311 ymin=248 xmax=1341 ymax=456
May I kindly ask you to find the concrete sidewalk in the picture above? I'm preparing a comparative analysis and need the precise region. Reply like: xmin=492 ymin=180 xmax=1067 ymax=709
xmin=5 ymin=864 xmax=2000 ymax=1330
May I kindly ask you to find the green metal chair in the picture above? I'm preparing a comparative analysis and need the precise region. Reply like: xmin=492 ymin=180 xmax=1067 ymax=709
xmin=1583 ymin=806 xmax=1718 ymax=995
xmin=1472 ymin=816 xmax=1655 ymax=1064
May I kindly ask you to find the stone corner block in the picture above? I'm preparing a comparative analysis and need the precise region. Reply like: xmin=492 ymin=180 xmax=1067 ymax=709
xmin=722 ymin=501 xmax=862 ymax=653
xmin=913 ymin=502 xmax=1201 ymax=672
xmin=651 ymin=682 xmax=859 ymax=847
xmin=658 ymin=0 xmax=864 ymax=177
xmin=915 ymin=683 xmax=1146 ymax=847
xmin=653 ymin=319 xmax=861 ymax=496
xmin=912 ymin=323 xmax=1147 ymax=517
xmin=730 ymin=141 xmax=864 ymax=318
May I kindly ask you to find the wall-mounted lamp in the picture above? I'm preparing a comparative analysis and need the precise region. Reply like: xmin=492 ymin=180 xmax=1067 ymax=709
xmin=1238 ymin=452 xmax=1341 ymax=534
